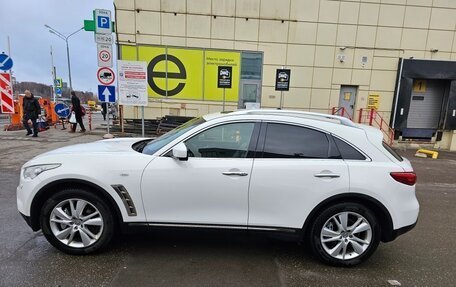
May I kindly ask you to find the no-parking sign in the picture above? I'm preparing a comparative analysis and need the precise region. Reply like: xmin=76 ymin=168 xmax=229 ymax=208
xmin=97 ymin=44 xmax=112 ymax=67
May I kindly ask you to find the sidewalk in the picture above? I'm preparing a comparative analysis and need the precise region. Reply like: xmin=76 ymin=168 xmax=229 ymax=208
xmin=0 ymin=114 xmax=108 ymax=170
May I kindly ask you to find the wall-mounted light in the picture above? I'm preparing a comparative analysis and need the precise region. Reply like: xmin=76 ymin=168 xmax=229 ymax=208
xmin=339 ymin=47 xmax=346 ymax=51
xmin=430 ymin=48 xmax=439 ymax=53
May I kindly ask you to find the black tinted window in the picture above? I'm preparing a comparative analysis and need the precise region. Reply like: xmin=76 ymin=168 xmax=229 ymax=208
xmin=333 ymin=137 xmax=366 ymax=160
xmin=382 ymin=142 xmax=403 ymax=161
xmin=263 ymin=124 xmax=329 ymax=158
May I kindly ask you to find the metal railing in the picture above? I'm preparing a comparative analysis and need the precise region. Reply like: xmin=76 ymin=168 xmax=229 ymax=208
xmin=358 ymin=108 xmax=395 ymax=145
xmin=330 ymin=107 xmax=394 ymax=145
xmin=331 ymin=107 xmax=353 ymax=121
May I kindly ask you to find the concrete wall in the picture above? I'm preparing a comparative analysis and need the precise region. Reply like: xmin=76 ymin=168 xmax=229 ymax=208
xmin=115 ymin=0 xmax=456 ymax=121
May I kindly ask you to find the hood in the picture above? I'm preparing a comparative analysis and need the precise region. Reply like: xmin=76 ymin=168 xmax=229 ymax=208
xmin=36 ymin=138 xmax=149 ymax=158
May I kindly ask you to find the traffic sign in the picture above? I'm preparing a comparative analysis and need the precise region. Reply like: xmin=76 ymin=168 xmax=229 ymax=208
xmin=55 ymin=87 xmax=62 ymax=96
xmin=84 ymin=19 xmax=115 ymax=33
xmin=54 ymin=102 xmax=70 ymax=118
xmin=275 ymin=69 xmax=291 ymax=91
xmin=97 ymin=67 xmax=115 ymax=85
xmin=0 ymin=53 xmax=13 ymax=71
xmin=98 ymin=85 xmax=115 ymax=102
xmin=55 ymin=78 xmax=62 ymax=88
xmin=95 ymin=33 xmax=113 ymax=44
xmin=97 ymin=44 xmax=112 ymax=67
xmin=0 ymin=73 xmax=14 ymax=113
xmin=218 ymin=66 xmax=232 ymax=89
xmin=95 ymin=9 xmax=112 ymax=34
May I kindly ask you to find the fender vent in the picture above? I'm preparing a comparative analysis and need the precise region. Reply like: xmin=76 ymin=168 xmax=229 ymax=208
xmin=112 ymin=185 xmax=137 ymax=216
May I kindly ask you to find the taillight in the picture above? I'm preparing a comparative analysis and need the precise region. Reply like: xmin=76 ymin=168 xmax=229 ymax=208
xmin=390 ymin=172 xmax=417 ymax=186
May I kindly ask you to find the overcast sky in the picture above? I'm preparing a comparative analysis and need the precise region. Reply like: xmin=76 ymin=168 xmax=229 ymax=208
xmin=1 ymin=0 xmax=115 ymax=93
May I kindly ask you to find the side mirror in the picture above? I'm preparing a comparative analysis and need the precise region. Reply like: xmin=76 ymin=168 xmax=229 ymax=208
xmin=172 ymin=142 xmax=188 ymax=161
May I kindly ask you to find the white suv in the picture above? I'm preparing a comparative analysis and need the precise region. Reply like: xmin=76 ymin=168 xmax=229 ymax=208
xmin=17 ymin=110 xmax=419 ymax=266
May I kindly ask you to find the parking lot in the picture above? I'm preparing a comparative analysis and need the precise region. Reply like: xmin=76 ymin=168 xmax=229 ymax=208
xmin=0 ymin=125 xmax=455 ymax=287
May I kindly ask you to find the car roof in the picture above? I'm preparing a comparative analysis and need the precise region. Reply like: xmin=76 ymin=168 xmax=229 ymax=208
xmin=203 ymin=109 xmax=359 ymax=129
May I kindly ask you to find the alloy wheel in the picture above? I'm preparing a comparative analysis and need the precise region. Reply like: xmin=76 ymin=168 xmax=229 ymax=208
xmin=49 ymin=198 xmax=104 ymax=248
xmin=320 ymin=211 xmax=372 ymax=260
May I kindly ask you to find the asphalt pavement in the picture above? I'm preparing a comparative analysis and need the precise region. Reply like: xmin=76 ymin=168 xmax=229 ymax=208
xmin=0 ymin=123 xmax=455 ymax=286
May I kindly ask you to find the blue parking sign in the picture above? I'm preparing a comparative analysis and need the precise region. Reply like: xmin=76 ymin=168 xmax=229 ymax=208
xmin=95 ymin=9 xmax=112 ymax=34
xmin=98 ymin=16 xmax=110 ymax=29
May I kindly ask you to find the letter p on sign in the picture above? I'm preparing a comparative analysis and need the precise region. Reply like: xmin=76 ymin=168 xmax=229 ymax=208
xmin=98 ymin=16 xmax=109 ymax=28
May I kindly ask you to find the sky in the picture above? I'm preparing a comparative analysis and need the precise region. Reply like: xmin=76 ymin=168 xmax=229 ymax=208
xmin=1 ymin=0 xmax=115 ymax=93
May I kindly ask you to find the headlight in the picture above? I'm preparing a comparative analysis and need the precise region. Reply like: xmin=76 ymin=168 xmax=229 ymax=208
xmin=23 ymin=164 xmax=61 ymax=180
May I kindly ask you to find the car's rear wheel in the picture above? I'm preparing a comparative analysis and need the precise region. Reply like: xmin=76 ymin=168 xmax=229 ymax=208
xmin=40 ymin=189 xmax=114 ymax=254
xmin=309 ymin=202 xmax=380 ymax=266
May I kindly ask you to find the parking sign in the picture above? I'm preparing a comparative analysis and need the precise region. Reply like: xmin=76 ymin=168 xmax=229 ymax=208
xmin=95 ymin=9 xmax=112 ymax=34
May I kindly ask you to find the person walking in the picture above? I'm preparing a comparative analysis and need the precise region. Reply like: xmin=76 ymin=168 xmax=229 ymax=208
xmin=22 ymin=90 xmax=41 ymax=137
xmin=70 ymin=91 xmax=86 ymax=133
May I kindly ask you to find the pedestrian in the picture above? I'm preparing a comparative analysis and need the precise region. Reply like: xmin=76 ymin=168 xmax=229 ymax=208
xmin=22 ymin=90 xmax=41 ymax=137
xmin=101 ymin=102 xmax=107 ymax=121
xmin=70 ymin=91 xmax=86 ymax=133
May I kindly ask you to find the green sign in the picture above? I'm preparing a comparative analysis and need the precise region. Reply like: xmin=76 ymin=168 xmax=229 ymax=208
xmin=55 ymin=78 xmax=62 ymax=88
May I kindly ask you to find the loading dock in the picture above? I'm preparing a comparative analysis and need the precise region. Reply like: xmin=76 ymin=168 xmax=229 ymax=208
xmin=392 ymin=59 xmax=456 ymax=141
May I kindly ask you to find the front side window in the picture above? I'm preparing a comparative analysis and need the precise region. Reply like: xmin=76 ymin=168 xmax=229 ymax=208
xmin=263 ymin=123 xmax=329 ymax=159
xmin=142 ymin=117 xmax=205 ymax=155
xmin=185 ymin=122 xmax=255 ymax=158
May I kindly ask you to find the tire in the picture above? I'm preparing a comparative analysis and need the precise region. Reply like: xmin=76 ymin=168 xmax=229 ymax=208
xmin=309 ymin=202 xmax=380 ymax=266
xmin=40 ymin=188 xmax=115 ymax=255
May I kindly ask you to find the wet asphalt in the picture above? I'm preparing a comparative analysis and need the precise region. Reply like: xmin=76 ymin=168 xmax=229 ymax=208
xmin=0 ymin=131 xmax=455 ymax=286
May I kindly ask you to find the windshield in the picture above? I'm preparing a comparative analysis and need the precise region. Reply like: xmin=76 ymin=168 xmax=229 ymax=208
xmin=142 ymin=117 xmax=206 ymax=155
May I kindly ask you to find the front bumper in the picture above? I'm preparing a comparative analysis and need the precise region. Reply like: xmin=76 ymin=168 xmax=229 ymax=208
xmin=20 ymin=212 xmax=39 ymax=231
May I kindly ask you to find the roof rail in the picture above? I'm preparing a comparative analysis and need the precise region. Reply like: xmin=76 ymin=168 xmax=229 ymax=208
xmin=233 ymin=109 xmax=358 ymax=128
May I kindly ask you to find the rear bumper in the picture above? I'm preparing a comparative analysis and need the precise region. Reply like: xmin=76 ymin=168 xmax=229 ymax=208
xmin=391 ymin=222 xmax=417 ymax=240
xmin=383 ymin=221 xmax=417 ymax=242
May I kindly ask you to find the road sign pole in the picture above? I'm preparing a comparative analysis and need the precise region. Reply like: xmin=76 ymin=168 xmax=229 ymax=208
xmin=50 ymin=46 xmax=56 ymax=102
xmin=106 ymin=101 xmax=110 ymax=134
xmin=141 ymin=106 xmax=145 ymax=137
xmin=280 ymin=91 xmax=284 ymax=109
xmin=222 ymin=88 xmax=226 ymax=112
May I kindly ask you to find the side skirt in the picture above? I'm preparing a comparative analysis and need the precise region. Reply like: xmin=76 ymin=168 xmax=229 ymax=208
xmin=123 ymin=222 xmax=303 ymax=241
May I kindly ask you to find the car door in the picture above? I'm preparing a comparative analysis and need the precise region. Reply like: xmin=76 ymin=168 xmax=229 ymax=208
xmin=248 ymin=122 xmax=350 ymax=229
xmin=141 ymin=121 xmax=259 ymax=226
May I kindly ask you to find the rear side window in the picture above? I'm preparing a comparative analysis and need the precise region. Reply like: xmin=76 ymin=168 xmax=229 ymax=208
xmin=333 ymin=137 xmax=366 ymax=160
xmin=263 ymin=124 xmax=329 ymax=158
xmin=382 ymin=142 xmax=403 ymax=161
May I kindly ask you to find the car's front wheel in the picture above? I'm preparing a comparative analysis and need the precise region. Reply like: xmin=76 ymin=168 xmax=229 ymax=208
xmin=40 ymin=189 xmax=115 ymax=254
xmin=309 ymin=202 xmax=380 ymax=266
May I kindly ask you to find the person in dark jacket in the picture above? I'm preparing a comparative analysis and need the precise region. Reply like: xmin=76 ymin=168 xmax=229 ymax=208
xmin=22 ymin=90 xmax=41 ymax=137
xmin=101 ymin=102 xmax=107 ymax=121
xmin=70 ymin=91 xmax=86 ymax=133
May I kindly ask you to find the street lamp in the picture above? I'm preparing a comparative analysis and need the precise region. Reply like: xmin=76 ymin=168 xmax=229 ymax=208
xmin=45 ymin=24 xmax=83 ymax=91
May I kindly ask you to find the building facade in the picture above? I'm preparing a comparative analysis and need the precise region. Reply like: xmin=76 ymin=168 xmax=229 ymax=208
xmin=114 ymin=0 xmax=456 ymax=149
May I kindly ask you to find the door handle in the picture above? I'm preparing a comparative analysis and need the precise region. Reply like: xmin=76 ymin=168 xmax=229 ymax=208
xmin=314 ymin=173 xmax=340 ymax=178
xmin=222 ymin=171 xmax=248 ymax=176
